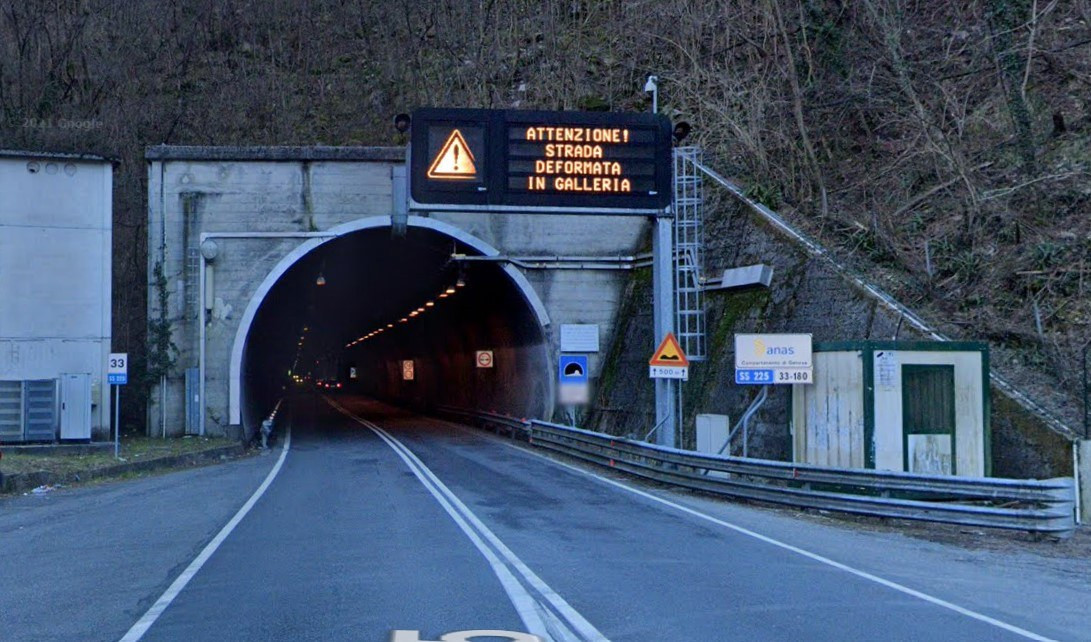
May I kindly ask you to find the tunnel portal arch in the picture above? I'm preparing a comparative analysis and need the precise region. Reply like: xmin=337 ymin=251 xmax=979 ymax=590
xmin=228 ymin=215 xmax=552 ymax=426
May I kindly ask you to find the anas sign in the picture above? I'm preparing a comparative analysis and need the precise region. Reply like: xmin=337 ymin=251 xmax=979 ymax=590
xmin=734 ymin=333 xmax=813 ymax=385
xmin=409 ymin=108 xmax=673 ymax=214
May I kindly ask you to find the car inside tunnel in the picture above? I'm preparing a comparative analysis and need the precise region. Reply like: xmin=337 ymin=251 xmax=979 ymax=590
xmin=239 ymin=225 xmax=552 ymax=432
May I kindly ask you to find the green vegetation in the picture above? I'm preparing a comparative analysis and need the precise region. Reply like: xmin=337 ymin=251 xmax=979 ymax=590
xmin=1 ymin=436 xmax=238 ymax=479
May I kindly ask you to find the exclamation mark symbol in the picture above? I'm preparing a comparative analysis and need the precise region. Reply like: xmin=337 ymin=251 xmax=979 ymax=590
xmin=453 ymin=144 xmax=460 ymax=171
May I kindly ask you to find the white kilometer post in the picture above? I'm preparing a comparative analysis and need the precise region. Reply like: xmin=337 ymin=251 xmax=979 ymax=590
xmin=107 ymin=352 xmax=128 ymax=458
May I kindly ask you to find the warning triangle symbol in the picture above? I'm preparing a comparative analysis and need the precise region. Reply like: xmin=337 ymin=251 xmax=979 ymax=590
xmin=427 ymin=129 xmax=477 ymax=180
xmin=649 ymin=332 xmax=689 ymax=367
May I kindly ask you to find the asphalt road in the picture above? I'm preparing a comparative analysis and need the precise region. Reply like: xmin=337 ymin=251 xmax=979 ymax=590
xmin=2 ymin=394 xmax=1088 ymax=641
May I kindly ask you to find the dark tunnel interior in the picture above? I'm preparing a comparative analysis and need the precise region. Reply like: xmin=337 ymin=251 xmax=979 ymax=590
xmin=241 ymin=226 xmax=552 ymax=431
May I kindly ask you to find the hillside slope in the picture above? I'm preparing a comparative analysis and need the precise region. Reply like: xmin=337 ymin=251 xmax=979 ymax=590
xmin=1 ymin=1 xmax=1088 ymax=431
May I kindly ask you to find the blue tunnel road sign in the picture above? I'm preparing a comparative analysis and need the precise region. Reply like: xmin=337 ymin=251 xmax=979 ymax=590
xmin=558 ymin=355 xmax=589 ymax=384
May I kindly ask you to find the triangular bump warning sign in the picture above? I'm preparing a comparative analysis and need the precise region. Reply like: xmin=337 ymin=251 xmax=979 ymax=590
xmin=649 ymin=332 xmax=689 ymax=367
xmin=427 ymin=129 xmax=477 ymax=179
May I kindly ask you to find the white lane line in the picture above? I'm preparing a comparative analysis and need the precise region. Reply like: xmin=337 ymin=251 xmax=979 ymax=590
xmin=119 ymin=424 xmax=292 ymax=642
xmin=370 ymin=425 xmax=602 ymax=642
xmin=490 ymin=435 xmax=1057 ymax=642
xmin=328 ymin=401 xmax=606 ymax=642
xmin=367 ymin=425 xmax=559 ymax=640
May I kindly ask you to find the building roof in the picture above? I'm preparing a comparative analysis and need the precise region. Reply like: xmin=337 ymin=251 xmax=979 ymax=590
xmin=145 ymin=145 xmax=405 ymax=162
xmin=0 ymin=149 xmax=115 ymax=164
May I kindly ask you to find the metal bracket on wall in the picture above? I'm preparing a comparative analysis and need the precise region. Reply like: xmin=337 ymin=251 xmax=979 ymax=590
xmin=391 ymin=165 xmax=408 ymax=238
xmin=450 ymin=253 xmax=653 ymax=271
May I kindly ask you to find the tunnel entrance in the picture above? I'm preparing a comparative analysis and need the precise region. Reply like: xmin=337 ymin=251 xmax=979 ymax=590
xmin=233 ymin=218 xmax=552 ymax=432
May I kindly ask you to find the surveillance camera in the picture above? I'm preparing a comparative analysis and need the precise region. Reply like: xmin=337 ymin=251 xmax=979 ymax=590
xmin=393 ymin=113 xmax=411 ymax=133
xmin=673 ymin=121 xmax=692 ymax=144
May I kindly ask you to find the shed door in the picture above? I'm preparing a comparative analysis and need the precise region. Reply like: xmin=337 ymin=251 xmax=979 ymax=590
xmin=0 ymin=381 xmax=23 ymax=441
xmin=901 ymin=365 xmax=955 ymax=474
xmin=24 ymin=379 xmax=58 ymax=441
xmin=60 ymin=373 xmax=92 ymax=440
xmin=185 ymin=367 xmax=200 ymax=435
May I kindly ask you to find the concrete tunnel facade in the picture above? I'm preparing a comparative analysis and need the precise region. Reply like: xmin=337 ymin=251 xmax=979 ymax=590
xmin=146 ymin=146 xmax=649 ymax=438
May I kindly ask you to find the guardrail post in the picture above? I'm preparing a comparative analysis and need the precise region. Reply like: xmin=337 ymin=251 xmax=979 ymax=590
xmin=1079 ymin=440 xmax=1090 ymax=525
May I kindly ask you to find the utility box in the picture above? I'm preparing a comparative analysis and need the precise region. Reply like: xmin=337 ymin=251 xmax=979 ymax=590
xmin=791 ymin=341 xmax=990 ymax=477
xmin=60 ymin=374 xmax=92 ymax=440
xmin=695 ymin=414 xmax=730 ymax=455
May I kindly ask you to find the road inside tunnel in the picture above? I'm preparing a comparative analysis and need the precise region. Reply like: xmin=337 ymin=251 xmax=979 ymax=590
xmin=240 ymin=224 xmax=551 ymax=432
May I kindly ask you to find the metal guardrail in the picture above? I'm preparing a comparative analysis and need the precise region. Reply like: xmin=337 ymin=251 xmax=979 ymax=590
xmin=437 ymin=406 xmax=1077 ymax=537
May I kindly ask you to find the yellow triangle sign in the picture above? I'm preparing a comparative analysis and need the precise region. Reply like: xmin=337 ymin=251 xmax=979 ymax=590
xmin=427 ymin=129 xmax=477 ymax=180
xmin=649 ymin=332 xmax=689 ymax=367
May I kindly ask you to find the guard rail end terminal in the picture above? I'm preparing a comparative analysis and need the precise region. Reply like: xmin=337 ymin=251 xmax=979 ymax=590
xmin=259 ymin=398 xmax=285 ymax=449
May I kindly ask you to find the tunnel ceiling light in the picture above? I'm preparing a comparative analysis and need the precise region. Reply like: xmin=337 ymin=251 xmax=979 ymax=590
xmin=400 ymin=318 xmax=408 ymax=323
xmin=456 ymin=277 xmax=465 ymax=288
xmin=445 ymin=286 xmax=456 ymax=294
xmin=316 ymin=274 xmax=326 ymax=286
xmin=439 ymin=293 xmax=448 ymax=299
xmin=387 ymin=323 xmax=394 ymax=328
xmin=425 ymin=301 xmax=435 ymax=307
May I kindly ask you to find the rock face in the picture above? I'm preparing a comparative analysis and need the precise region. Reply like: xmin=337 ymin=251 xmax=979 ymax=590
xmin=591 ymin=196 xmax=1074 ymax=479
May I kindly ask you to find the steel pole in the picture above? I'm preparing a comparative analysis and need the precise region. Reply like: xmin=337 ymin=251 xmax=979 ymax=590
xmin=652 ymin=213 xmax=677 ymax=448
xmin=161 ymin=374 xmax=166 ymax=439
xmin=114 ymin=384 xmax=120 ymax=459
xmin=198 ymin=256 xmax=206 ymax=437
xmin=1084 ymin=343 xmax=1089 ymax=439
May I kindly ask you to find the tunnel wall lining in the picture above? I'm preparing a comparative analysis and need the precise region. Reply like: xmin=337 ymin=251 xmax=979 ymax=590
xmin=227 ymin=215 xmax=553 ymax=426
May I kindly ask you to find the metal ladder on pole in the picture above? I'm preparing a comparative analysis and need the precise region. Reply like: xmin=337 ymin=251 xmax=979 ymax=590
xmin=673 ymin=147 xmax=705 ymax=361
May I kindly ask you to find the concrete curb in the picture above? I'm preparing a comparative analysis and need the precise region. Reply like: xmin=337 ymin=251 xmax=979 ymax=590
xmin=0 ymin=443 xmax=247 ymax=495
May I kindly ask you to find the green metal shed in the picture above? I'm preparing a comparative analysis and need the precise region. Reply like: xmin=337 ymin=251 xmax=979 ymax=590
xmin=790 ymin=341 xmax=990 ymax=477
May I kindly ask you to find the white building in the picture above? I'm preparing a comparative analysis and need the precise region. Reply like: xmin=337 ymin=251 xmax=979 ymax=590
xmin=0 ymin=150 xmax=113 ymax=441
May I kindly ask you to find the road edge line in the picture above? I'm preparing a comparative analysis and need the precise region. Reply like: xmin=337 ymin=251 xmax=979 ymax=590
xmin=490 ymin=432 xmax=1058 ymax=642
xmin=118 ymin=423 xmax=292 ymax=642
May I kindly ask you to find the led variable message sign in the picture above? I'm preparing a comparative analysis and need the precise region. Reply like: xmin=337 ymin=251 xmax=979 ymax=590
xmin=409 ymin=108 xmax=673 ymax=214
